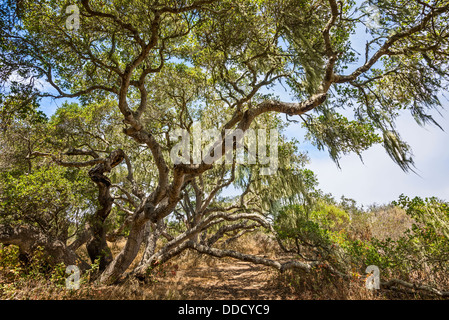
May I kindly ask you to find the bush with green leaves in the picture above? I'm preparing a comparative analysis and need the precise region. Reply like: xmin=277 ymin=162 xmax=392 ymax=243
xmin=273 ymin=202 xmax=350 ymax=270
xmin=273 ymin=195 xmax=449 ymax=291
xmin=0 ymin=165 xmax=93 ymax=242
xmin=369 ymin=196 xmax=449 ymax=282
xmin=0 ymin=244 xmax=67 ymax=287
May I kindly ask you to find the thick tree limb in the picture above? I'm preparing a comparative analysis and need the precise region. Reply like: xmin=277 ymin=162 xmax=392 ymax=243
xmin=0 ymin=224 xmax=90 ymax=270
xmin=186 ymin=241 xmax=319 ymax=273
xmin=381 ymin=278 xmax=449 ymax=297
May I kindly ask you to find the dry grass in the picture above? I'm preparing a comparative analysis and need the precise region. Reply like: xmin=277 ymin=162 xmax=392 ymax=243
xmin=0 ymin=220 xmax=446 ymax=300
xmin=369 ymin=206 xmax=414 ymax=240
xmin=0 ymin=232 xmax=287 ymax=300
xmin=0 ymin=234 xmax=371 ymax=300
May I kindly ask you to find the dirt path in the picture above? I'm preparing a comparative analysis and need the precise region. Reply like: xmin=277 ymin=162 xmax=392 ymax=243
xmin=154 ymin=260 xmax=294 ymax=300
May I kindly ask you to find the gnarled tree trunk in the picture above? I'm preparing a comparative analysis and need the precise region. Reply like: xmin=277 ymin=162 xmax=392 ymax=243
xmin=0 ymin=224 xmax=90 ymax=270
xmin=86 ymin=149 xmax=125 ymax=271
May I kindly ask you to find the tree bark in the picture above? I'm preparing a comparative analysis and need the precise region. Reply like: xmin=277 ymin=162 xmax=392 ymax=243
xmin=99 ymin=217 xmax=146 ymax=284
xmin=0 ymin=224 xmax=90 ymax=270
xmin=86 ymin=149 xmax=125 ymax=271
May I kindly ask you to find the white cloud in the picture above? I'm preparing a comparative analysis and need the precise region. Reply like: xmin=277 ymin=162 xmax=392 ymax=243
xmin=6 ymin=71 xmax=53 ymax=91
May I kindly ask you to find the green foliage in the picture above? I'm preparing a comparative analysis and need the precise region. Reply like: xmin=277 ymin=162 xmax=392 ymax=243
xmin=302 ymin=111 xmax=383 ymax=165
xmin=1 ymin=0 xmax=447 ymax=176
xmin=0 ymin=244 xmax=110 ymax=297
xmin=0 ymin=166 xmax=92 ymax=239
xmin=274 ymin=194 xmax=449 ymax=288
xmin=0 ymin=244 xmax=67 ymax=287
xmin=273 ymin=202 xmax=349 ymax=265
xmin=274 ymin=202 xmax=350 ymax=237
xmin=370 ymin=195 xmax=449 ymax=279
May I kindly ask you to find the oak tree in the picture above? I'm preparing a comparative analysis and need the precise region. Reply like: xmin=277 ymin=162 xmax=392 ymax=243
xmin=0 ymin=0 xmax=448 ymax=286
